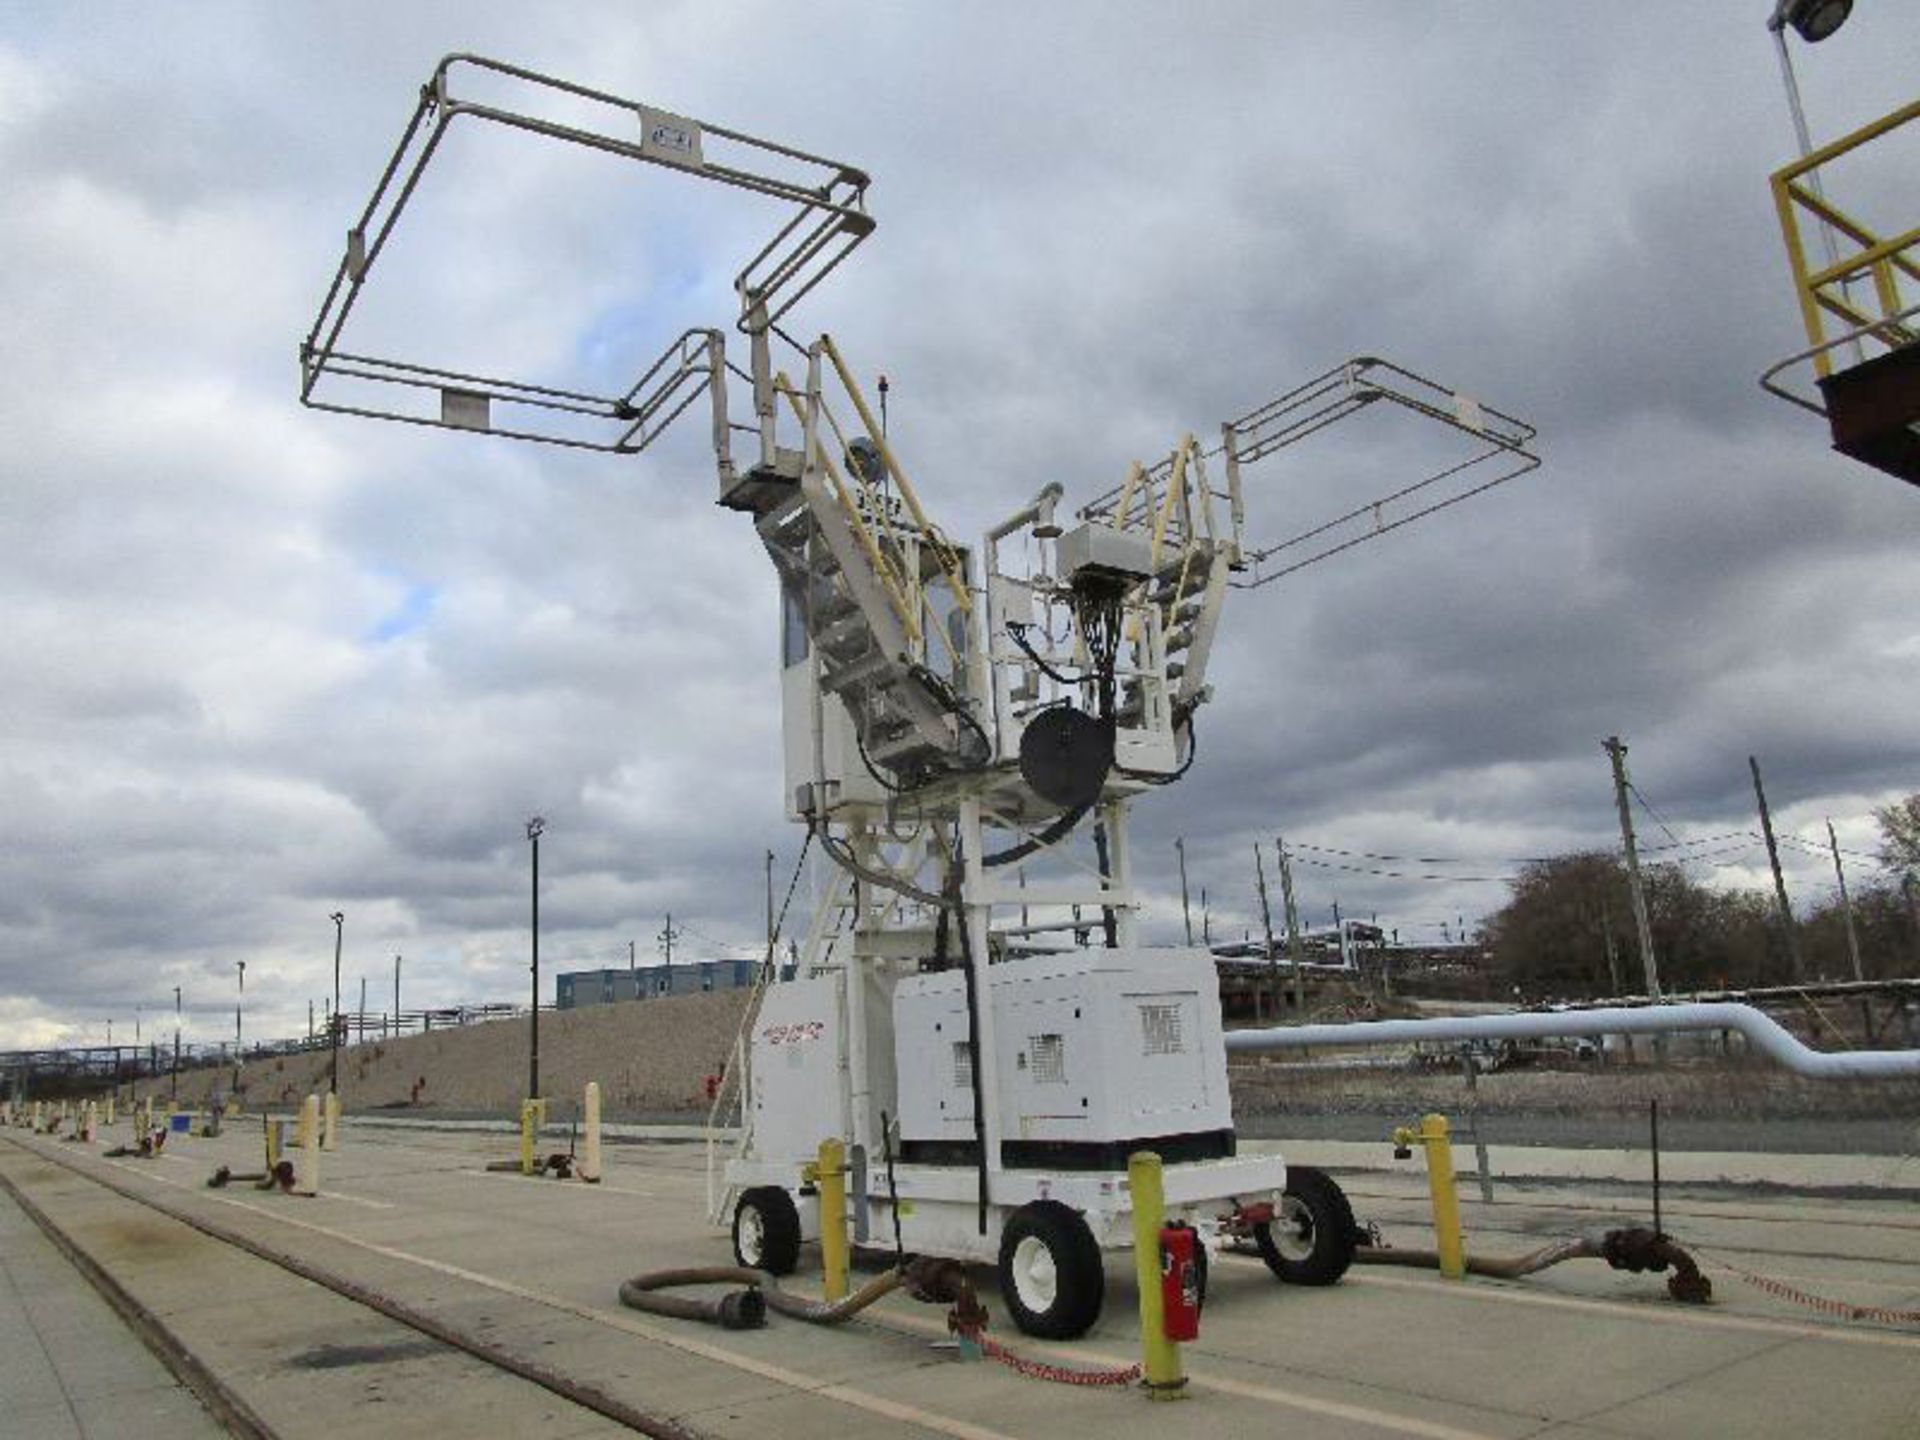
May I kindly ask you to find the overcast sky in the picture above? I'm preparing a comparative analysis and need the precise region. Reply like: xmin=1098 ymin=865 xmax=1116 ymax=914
xmin=3 ymin=4 xmax=1917 ymax=1052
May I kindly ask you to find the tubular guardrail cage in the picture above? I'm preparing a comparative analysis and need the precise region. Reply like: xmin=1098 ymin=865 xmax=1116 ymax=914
xmin=298 ymin=54 xmax=873 ymax=453
xmin=1760 ymin=97 xmax=1920 ymax=484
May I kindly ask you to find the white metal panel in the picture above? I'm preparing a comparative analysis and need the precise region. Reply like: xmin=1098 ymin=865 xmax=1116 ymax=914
xmin=892 ymin=972 xmax=974 ymax=1140
xmin=746 ymin=974 xmax=845 ymax=1163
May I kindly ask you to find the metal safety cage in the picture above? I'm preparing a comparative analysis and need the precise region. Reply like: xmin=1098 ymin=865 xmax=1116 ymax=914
xmin=297 ymin=54 xmax=874 ymax=453
xmin=1226 ymin=357 xmax=1539 ymax=589
xmin=1758 ymin=98 xmax=1920 ymax=485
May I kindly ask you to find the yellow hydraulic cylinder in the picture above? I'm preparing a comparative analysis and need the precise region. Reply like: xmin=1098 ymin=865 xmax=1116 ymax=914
xmin=1392 ymin=1113 xmax=1466 ymax=1280
xmin=1128 ymin=1150 xmax=1187 ymax=1400
xmin=581 ymin=1082 xmax=602 ymax=1184
xmin=808 ymin=1138 xmax=849 ymax=1302
xmin=323 ymin=1092 xmax=341 ymax=1152
xmin=519 ymin=1098 xmax=547 ymax=1176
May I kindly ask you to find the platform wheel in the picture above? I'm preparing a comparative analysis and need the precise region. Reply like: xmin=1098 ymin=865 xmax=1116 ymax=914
xmin=733 ymin=1186 xmax=801 ymax=1275
xmin=1255 ymin=1165 xmax=1357 ymax=1286
xmin=998 ymin=1200 xmax=1105 ymax=1339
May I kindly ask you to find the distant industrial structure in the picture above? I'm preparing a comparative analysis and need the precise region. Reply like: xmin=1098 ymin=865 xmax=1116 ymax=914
xmin=555 ymin=959 xmax=764 ymax=1010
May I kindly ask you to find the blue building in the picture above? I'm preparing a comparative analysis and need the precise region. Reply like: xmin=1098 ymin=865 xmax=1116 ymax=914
xmin=555 ymin=959 xmax=763 ymax=1010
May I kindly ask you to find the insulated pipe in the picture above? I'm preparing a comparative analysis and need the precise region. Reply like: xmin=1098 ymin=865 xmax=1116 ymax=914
xmin=1223 ymin=1002 xmax=1920 ymax=1078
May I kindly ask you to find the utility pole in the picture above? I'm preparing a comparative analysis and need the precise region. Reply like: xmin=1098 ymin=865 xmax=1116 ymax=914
xmin=629 ymin=939 xmax=636 ymax=973
xmin=1827 ymin=820 xmax=1864 ymax=982
xmin=1174 ymin=837 xmax=1193 ymax=945
xmin=765 ymin=849 xmax=776 ymax=950
xmin=1750 ymin=755 xmax=1804 ymax=981
xmin=1201 ymin=886 xmax=1211 ymax=947
xmin=329 ymin=911 xmax=344 ymax=1094
xmin=1276 ymin=837 xmax=1305 ymax=1010
xmin=172 ymin=984 xmax=181 ymax=1100
xmin=358 ymin=975 xmax=367 ymax=1037
xmin=1253 ymin=844 xmax=1282 ymax=1017
xmin=659 ymin=912 xmax=681 ymax=986
xmin=527 ymin=816 xmax=544 ymax=1102
xmin=1602 ymin=737 xmax=1661 ymax=1002
xmin=394 ymin=954 xmax=402 ymax=1035
xmin=307 ymin=999 xmax=314 ymax=1043
xmin=1904 ymin=873 xmax=1920 ymax=968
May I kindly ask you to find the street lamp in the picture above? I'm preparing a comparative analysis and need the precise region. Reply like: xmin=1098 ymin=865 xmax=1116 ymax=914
xmin=329 ymin=912 xmax=344 ymax=1095
xmin=527 ymin=817 xmax=544 ymax=1102
xmin=234 ymin=960 xmax=246 ymax=1096
xmin=1770 ymin=0 xmax=1850 ymax=43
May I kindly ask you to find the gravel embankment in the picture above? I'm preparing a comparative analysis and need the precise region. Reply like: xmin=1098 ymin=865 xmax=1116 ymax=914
xmin=134 ymin=990 xmax=754 ymax=1116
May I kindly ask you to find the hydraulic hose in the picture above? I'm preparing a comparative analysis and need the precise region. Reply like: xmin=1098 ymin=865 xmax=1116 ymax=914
xmin=617 ymin=1266 xmax=906 ymax=1331
xmin=618 ymin=1268 xmax=768 ymax=1330
xmin=1355 ymin=1227 xmax=1711 ymax=1302
xmin=1357 ymin=1237 xmax=1595 ymax=1280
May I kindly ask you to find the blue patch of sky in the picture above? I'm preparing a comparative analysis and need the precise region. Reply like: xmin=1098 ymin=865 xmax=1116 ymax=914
xmin=368 ymin=582 xmax=438 ymax=643
xmin=575 ymin=266 xmax=723 ymax=383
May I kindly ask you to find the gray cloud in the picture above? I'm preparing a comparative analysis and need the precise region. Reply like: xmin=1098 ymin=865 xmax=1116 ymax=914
xmin=3 ymin=2 xmax=1916 ymax=1047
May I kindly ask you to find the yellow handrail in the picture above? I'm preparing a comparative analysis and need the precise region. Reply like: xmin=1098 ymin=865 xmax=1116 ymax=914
xmin=816 ymin=335 xmax=973 ymax=619
xmin=774 ymin=375 xmax=923 ymax=647
xmin=1769 ymin=98 xmax=1920 ymax=378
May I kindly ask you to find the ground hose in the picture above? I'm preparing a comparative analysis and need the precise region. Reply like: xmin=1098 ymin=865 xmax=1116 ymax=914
xmin=1354 ymin=1226 xmax=1711 ymax=1303
xmin=617 ymin=1266 xmax=907 ymax=1331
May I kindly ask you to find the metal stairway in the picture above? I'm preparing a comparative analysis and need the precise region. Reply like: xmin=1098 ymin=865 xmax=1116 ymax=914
xmin=728 ymin=451 xmax=974 ymax=789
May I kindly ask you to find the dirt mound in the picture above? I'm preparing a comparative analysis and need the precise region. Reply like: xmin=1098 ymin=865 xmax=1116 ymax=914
xmin=134 ymin=990 xmax=754 ymax=1117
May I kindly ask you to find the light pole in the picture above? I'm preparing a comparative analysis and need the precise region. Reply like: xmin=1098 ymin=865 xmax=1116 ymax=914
xmin=1174 ymin=837 xmax=1193 ymax=946
xmin=527 ymin=817 xmax=544 ymax=1102
xmin=329 ymin=912 xmax=344 ymax=1095
xmin=234 ymin=960 xmax=245 ymax=1095
xmin=171 ymin=985 xmax=181 ymax=1100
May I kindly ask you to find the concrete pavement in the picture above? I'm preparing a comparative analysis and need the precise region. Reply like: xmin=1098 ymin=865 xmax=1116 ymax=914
xmin=3 ymin=1114 xmax=1917 ymax=1438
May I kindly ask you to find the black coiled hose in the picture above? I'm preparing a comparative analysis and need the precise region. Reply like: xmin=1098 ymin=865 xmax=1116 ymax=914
xmin=617 ymin=1267 xmax=905 ymax=1331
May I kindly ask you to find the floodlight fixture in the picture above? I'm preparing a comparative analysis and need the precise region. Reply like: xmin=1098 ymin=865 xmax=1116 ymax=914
xmin=1769 ymin=0 xmax=1852 ymax=43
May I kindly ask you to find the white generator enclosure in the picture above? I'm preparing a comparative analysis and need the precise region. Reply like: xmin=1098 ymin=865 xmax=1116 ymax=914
xmin=894 ymin=950 xmax=1233 ymax=1163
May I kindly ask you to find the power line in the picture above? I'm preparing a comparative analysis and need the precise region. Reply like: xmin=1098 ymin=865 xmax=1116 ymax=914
xmin=1288 ymin=854 xmax=1514 ymax=884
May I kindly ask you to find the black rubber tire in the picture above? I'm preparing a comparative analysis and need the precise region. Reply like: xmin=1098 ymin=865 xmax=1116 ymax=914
xmin=997 ymin=1200 xmax=1105 ymax=1339
xmin=1194 ymin=1238 xmax=1209 ymax=1311
xmin=1254 ymin=1165 xmax=1357 ymax=1286
xmin=733 ymin=1187 xmax=802 ymax=1276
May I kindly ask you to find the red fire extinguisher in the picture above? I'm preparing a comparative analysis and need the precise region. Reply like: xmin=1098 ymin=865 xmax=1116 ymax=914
xmin=1159 ymin=1221 xmax=1201 ymax=1341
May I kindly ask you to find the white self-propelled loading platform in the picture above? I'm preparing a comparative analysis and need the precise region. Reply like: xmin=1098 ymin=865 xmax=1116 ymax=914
xmin=299 ymin=54 xmax=1539 ymax=1338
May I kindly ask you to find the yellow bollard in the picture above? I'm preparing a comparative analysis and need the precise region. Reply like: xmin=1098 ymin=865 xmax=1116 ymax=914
xmin=581 ymin=1082 xmax=602 ymax=1184
xmin=299 ymin=1095 xmax=321 ymax=1196
xmin=142 ymin=1096 xmax=153 ymax=1135
xmin=806 ymin=1138 xmax=849 ymax=1302
xmin=82 ymin=1101 xmax=97 ymax=1142
xmin=105 ymin=1096 xmax=115 ymax=1127
xmin=519 ymin=1098 xmax=547 ymax=1176
xmin=323 ymin=1092 xmax=341 ymax=1152
xmin=1129 ymin=1151 xmax=1187 ymax=1400
xmin=264 ymin=1113 xmax=280 ymax=1170
xmin=1392 ymin=1113 xmax=1466 ymax=1280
